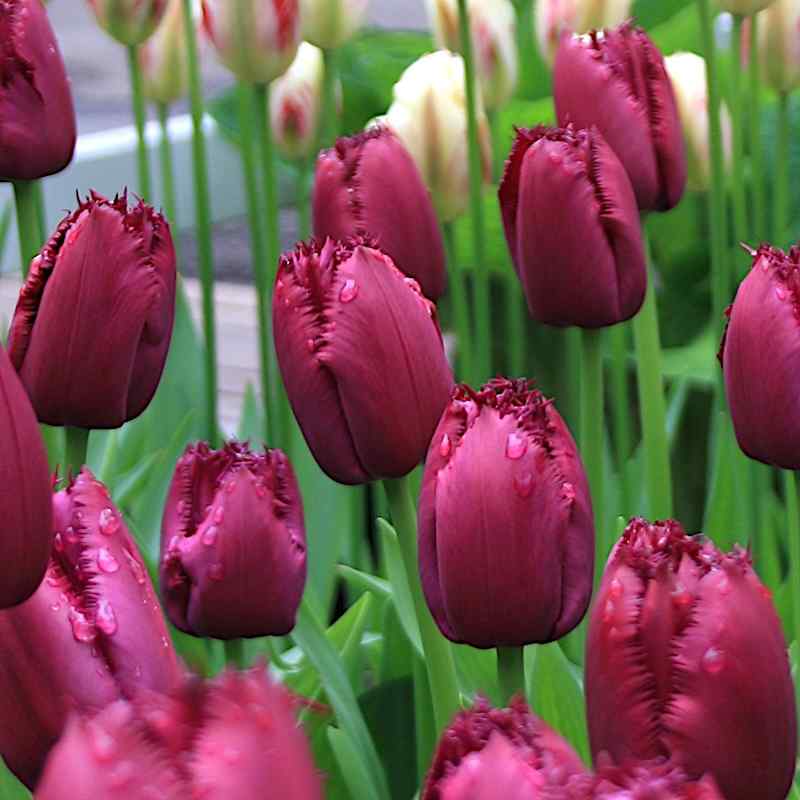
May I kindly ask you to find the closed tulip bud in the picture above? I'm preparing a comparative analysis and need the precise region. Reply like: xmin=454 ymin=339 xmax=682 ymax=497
xmin=380 ymin=50 xmax=492 ymax=222
xmin=313 ymin=127 xmax=447 ymax=299
xmin=274 ymin=238 xmax=453 ymax=485
xmin=554 ymin=23 xmax=687 ymax=212
xmin=593 ymin=759 xmax=724 ymax=800
xmin=201 ymin=0 xmax=300 ymax=84
xmin=271 ymin=42 xmax=326 ymax=160
xmin=0 ymin=0 xmax=76 ymax=181
xmin=499 ymin=125 xmax=646 ymax=328
xmin=0 ymin=469 xmax=183 ymax=788
xmin=87 ymin=0 xmax=168 ymax=45
xmin=7 ymin=192 xmax=177 ymax=429
xmin=423 ymin=697 xmax=589 ymax=800
xmin=139 ymin=0 xmax=192 ymax=106
xmin=664 ymin=53 xmax=733 ymax=193
xmin=586 ymin=518 xmax=797 ymax=800
xmin=160 ymin=441 xmax=307 ymax=639
xmin=299 ymin=0 xmax=368 ymax=50
xmin=419 ymin=379 xmax=594 ymax=648
xmin=718 ymin=0 xmax=774 ymax=14
xmin=756 ymin=0 xmax=800 ymax=94
xmin=0 ymin=344 xmax=52 ymax=608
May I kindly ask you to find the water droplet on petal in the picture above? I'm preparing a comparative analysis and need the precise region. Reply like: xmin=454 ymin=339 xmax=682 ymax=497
xmin=562 ymin=482 xmax=576 ymax=501
xmin=209 ymin=563 xmax=225 ymax=582
xmin=69 ymin=608 xmax=96 ymax=643
xmin=255 ymin=480 xmax=267 ymax=498
xmin=96 ymin=599 xmax=118 ymax=636
xmin=213 ymin=506 xmax=224 ymax=524
xmin=505 ymin=432 xmax=528 ymax=460
xmin=513 ymin=472 xmax=533 ymax=498
xmin=609 ymin=578 xmax=624 ymax=598
xmin=123 ymin=548 xmax=147 ymax=585
xmin=702 ymin=646 xmax=725 ymax=674
xmin=88 ymin=722 xmax=116 ymax=762
xmin=340 ymin=278 xmax=359 ymax=303
xmin=98 ymin=508 xmax=120 ymax=536
xmin=439 ymin=434 xmax=452 ymax=458
xmin=776 ymin=286 xmax=787 ymax=301
xmin=602 ymin=600 xmax=615 ymax=623
xmin=65 ymin=526 xmax=78 ymax=543
xmin=306 ymin=338 xmax=316 ymax=353
xmin=225 ymin=480 xmax=236 ymax=495
xmin=50 ymin=602 xmax=60 ymax=612
xmin=53 ymin=533 xmax=64 ymax=552
xmin=202 ymin=526 xmax=218 ymax=546
xmin=97 ymin=547 xmax=120 ymax=573
xmin=161 ymin=635 xmax=170 ymax=649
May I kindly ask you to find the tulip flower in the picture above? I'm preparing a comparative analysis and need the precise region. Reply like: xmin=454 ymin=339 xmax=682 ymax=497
xmin=271 ymin=42 xmax=327 ymax=160
xmin=313 ymin=127 xmax=448 ymax=300
xmin=36 ymin=667 xmax=323 ymax=800
xmin=139 ymin=0 xmax=192 ymax=107
xmin=499 ymin=125 xmax=646 ymax=328
xmin=718 ymin=0 xmax=774 ymax=14
xmin=418 ymin=378 xmax=594 ymax=648
xmin=426 ymin=0 xmax=518 ymax=110
xmin=299 ymin=0 xmax=368 ymax=50
xmin=664 ymin=53 xmax=733 ymax=193
xmin=379 ymin=50 xmax=492 ymax=222
xmin=720 ymin=244 xmax=800 ymax=468
xmin=554 ymin=22 xmax=687 ymax=212
xmin=585 ymin=517 xmax=797 ymax=800
xmin=201 ymin=0 xmax=301 ymax=84
xmin=755 ymin=0 xmax=800 ymax=94
xmin=86 ymin=0 xmax=168 ymax=46
xmin=160 ymin=441 xmax=307 ymax=639
xmin=422 ymin=697 xmax=589 ymax=800
xmin=7 ymin=191 xmax=177 ymax=429
xmin=273 ymin=237 xmax=454 ymax=485
xmin=0 ymin=468 xmax=183 ymax=788
xmin=0 ymin=344 xmax=52 ymax=608
xmin=593 ymin=759 xmax=724 ymax=800
xmin=0 ymin=0 xmax=76 ymax=181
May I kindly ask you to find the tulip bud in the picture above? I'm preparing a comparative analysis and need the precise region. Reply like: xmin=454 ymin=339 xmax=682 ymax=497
xmin=427 ymin=0 xmax=518 ymax=110
xmin=299 ymin=0 xmax=368 ymax=50
xmin=0 ymin=0 xmax=76 ymax=181
xmin=380 ymin=50 xmax=493 ymax=222
xmin=585 ymin=518 xmax=797 ymax=800
xmin=499 ymin=124 xmax=646 ymax=328
xmin=664 ymin=52 xmax=733 ymax=193
xmin=139 ymin=0 xmax=192 ymax=107
xmin=593 ymin=759 xmax=725 ymax=800
xmin=0 ymin=468 xmax=183 ymax=788
xmin=0 ymin=344 xmax=52 ymax=608
xmin=720 ymin=244 xmax=800 ymax=468
xmin=422 ymin=697 xmax=589 ymax=800
xmin=160 ymin=441 xmax=307 ymax=639
xmin=87 ymin=0 xmax=168 ymax=46
xmin=554 ymin=23 xmax=687 ymax=212
xmin=7 ymin=191 xmax=177 ymax=429
xmin=271 ymin=42 xmax=326 ymax=160
xmin=419 ymin=379 xmax=594 ymax=648
xmin=756 ymin=0 xmax=800 ymax=94
xmin=201 ymin=0 xmax=301 ymax=84
xmin=273 ymin=238 xmax=454 ymax=485
xmin=313 ymin=127 xmax=448 ymax=300
xmin=717 ymin=0 xmax=774 ymax=14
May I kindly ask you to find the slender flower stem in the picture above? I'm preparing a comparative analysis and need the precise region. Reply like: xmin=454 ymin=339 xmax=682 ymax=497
xmin=317 ymin=49 xmax=338 ymax=153
xmin=457 ymin=0 xmax=490 ymax=383
xmin=383 ymin=476 xmax=460 ymax=734
xmin=156 ymin=105 xmax=179 ymax=235
xmin=297 ymin=157 xmax=311 ymax=240
xmin=565 ymin=328 xmax=581 ymax=431
xmin=64 ymin=427 xmax=90 ymax=476
xmin=127 ymin=44 xmax=151 ymax=199
xmin=33 ymin=181 xmax=46 ymax=245
xmin=497 ymin=646 xmax=525 ymax=702
xmin=508 ymin=281 xmax=525 ymax=377
xmin=775 ymin=92 xmax=791 ymax=244
xmin=182 ymin=0 xmax=218 ymax=444
xmin=12 ymin=180 xmax=41 ymax=276
xmin=784 ymin=471 xmax=800 ymax=655
xmin=443 ymin=222 xmax=473 ymax=381
xmin=632 ymin=227 xmax=673 ymax=519
xmin=608 ymin=324 xmax=632 ymax=513
xmin=748 ymin=14 xmax=765 ymax=242
xmin=225 ymin=638 xmax=248 ymax=668
xmin=730 ymin=15 xmax=748 ymax=250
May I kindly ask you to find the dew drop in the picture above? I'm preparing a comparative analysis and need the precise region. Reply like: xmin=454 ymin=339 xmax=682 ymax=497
xmin=609 ymin=578 xmax=624 ymax=598
xmin=672 ymin=586 xmax=692 ymax=609
xmin=562 ymin=482 xmax=576 ymax=501
xmin=124 ymin=548 xmax=147 ymax=585
xmin=439 ymin=433 xmax=452 ymax=458
xmin=161 ymin=635 xmax=170 ymax=649
xmin=306 ymin=338 xmax=316 ymax=353
xmin=701 ymin=646 xmax=725 ymax=674
xmin=96 ymin=599 xmax=118 ymax=636
xmin=50 ymin=602 xmax=60 ymax=612
xmin=65 ymin=526 xmax=78 ymax=543
xmin=53 ymin=532 xmax=64 ymax=552
xmin=202 ymin=526 xmax=218 ymax=546
xmin=213 ymin=506 xmax=224 ymax=525
xmin=255 ymin=480 xmax=267 ymax=498
xmin=98 ymin=508 xmax=120 ymax=536
xmin=513 ymin=472 xmax=534 ymax=498
xmin=776 ymin=286 xmax=787 ymax=301
xmin=97 ymin=547 xmax=120 ymax=574
xmin=340 ymin=278 xmax=359 ymax=303
xmin=505 ymin=432 xmax=527 ymax=460
xmin=225 ymin=480 xmax=236 ymax=495
xmin=176 ymin=499 xmax=186 ymax=515
xmin=69 ymin=608 xmax=96 ymax=643
xmin=88 ymin=723 xmax=116 ymax=762
xmin=602 ymin=599 xmax=615 ymax=624
xmin=209 ymin=563 xmax=225 ymax=582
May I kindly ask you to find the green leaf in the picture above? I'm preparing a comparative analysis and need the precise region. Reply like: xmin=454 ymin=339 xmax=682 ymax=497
xmin=236 ymin=382 xmax=262 ymax=441
xmin=327 ymin=727 xmax=379 ymax=800
xmin=0 ymin=762 xmax=29 ymax=800
xmin=337 ymin=565 xmax=391 ymax=600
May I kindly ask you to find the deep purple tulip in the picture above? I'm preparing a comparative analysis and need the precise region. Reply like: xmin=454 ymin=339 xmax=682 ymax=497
xmin=585 ymin=518 xmax=797 ymax=800
xmin=0 ymin=469 xmax=183 ymax=788
xmin=0 ymin=343 xmax=53 ymax=608
xmin=313 ymin=127 xmax=447 ymax=300
xmin=8 ymin=191 xmax=177 ymax=429
xmin=499 ymin=125 xmax=646 ymax=328
xmin=422 ymin=697 xmax=589 ymax=800
xmin=0 ymin=0 xmax=76 ymax=181
xmin=721 ymin=244 xmax=800 ymax=468
xmin=553 ymin=23 xmax=687 ymax=212
xmin=419 ymin=378 xmax=594 ymax=649
xmin=273 ymin=237 xmax=454 ymax=485
xmin=160 ymin=441 xmax=307 ymax=639
xmin=592 ymin=759 xmax=724 ymax=800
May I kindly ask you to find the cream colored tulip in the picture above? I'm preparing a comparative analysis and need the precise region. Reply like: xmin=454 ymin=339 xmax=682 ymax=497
xmin=86 ymin=0 xmax=168 ymax=46
xmin=299 ymin=0 xmax=369 ymax=50
xmin=717 ymin=0 xmax=775 ymax=15
xmin=756 ymin=0 xmax=800 ymax=93
xmin=139 ymin=0 xmax=194 ymax=106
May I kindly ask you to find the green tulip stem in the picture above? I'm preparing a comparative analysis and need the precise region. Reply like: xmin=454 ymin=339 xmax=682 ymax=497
xmin=508 ymin=281 xmax=525 ymax=377
xmin=748 ymin=15 xmax=765 ymax=242
xmin=64 ymin=427 xmax=90 ymax=477
xmin=224 ymin=638 xmax=248 ymax=668
xmin=730 ymin=15 xmax=748 ymax=249
xmin=496 ymin=646 xmax=525 ymax=703
xmin=784 ymin=471 xmax=800 ymax=656
xmin=318 ymin=48 xmax=339 ymax=153
xmin=126 ymin=44 xmax=151 ymax=199
xmin=457 ymin=0 xmax=491 ymax=384
xmin=156 ymin=105 xmax=178 ymax=238
xmin=775 ymin=91 xmax=791 ymax=243
xmin=383 ymin=476 xmax=460 ymax=734
xmin=12 ymin=180 xmax=41 ymax=277
xmin=238 ymin=82 xmax=275 ymax=443
xmin=443 ymin=221 xmax=473 ymax=382
xmin=632 ymin=227 xmax=673 ymax=520
xmin=297 ymin=157 xmax=312 ymax=241
xmin=181 ymin=0 xmax=218 ymax=444
xmin=608 ymin=324 xmax=632 ymax=513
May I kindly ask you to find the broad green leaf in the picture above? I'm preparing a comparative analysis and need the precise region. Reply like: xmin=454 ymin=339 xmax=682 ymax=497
xmin=0 ymin=762 xmax=29 ymax=800
xmin=328 ymin=727 xmax=379 ymax=800
xmin=379 ymin=600 xmax=413 ymax=684
xmin=338 ymin=565 xmax=391 ymax=600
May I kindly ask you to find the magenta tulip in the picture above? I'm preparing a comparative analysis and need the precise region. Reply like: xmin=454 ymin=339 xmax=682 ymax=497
xmin=585 ymin=518 xmax=797 ymax=800
xmin=0 ymin=343 xmax=53 ymax=608
xmin=273 ymin=237 xmax=454 ymax=485
xmin=499 ymin=125 xmax=646 ymax=327
xmin=554 ymin=23 xmax=687 ymax=212
xmin=0 ymin=469 xmax=183 ymax=788
xmin=8 ymin=191 xmax=177 ymax=429
xmin=419 ymin=378 xmax=594 ymax=648
xmin=721 ymin=243 xmax=800 ymax=468
xmin=593 ymin=759 xmax=724 ymax=800
xmin=160 ymin=441 xmax=307 ymax=639
xmin=0 ymin=0 xmax=76 ymax=181
xmin=313 ymin=127 xmax=448 ymax=300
